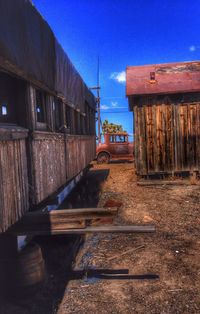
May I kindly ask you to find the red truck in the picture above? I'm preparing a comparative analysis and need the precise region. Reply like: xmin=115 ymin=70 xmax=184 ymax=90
xmin=96 ymin=133 xmax=134 ymax=163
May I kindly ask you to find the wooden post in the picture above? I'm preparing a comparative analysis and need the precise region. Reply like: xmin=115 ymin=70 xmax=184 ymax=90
xmin=26 ymin=84 xmax=36 ymax=131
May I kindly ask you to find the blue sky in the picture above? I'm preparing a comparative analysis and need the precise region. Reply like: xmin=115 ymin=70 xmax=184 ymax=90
xmin=33 ymin=0 xmax=200 ymax=138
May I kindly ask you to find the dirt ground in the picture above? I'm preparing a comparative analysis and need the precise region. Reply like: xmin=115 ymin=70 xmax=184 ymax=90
xmin=58 ymin=162 xmax=200 ymax=314
xmin=1 ymin=162 xmax=200 ymax=314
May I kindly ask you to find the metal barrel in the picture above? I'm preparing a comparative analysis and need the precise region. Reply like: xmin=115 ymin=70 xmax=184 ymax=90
xmin=13 ymin=242 xmax=45 ymax=294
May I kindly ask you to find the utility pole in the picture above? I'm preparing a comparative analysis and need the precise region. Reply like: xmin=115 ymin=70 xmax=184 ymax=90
xmin=89 ymin=57 xmax=101 ymax=144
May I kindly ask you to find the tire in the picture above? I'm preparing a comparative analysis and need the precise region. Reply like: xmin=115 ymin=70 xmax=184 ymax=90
xmin=97 ymin=152 xmax=110 ymax=164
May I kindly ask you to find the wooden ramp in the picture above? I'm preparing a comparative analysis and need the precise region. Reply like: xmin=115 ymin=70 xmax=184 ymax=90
xmin=7 ymin=208 xmax=155 ymax=236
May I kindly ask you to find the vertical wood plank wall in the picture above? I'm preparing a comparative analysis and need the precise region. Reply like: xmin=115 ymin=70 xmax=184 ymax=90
xmin=29 ymin=132 xmax=66 ymax=205
xmin=0 ymin=80 xmax=96 ymax=233
xmin=134 ymin=101 xmax=200 ymax=175
xmin=66 ymin=135 xmax=96 ymax=180
xmin=29 ymin=132 xmax=96 ymax=205
xmin=0 ymin=139 xmax=29 ymax=232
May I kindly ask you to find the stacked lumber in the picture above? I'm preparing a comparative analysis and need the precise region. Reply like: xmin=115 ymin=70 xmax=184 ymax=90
xmin=7 ymin=207 xmax=155 ymax=236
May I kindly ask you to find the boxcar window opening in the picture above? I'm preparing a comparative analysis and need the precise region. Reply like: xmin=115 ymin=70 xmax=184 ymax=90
xmin=0 ymin=102 xmax=10 ymax=123
xmin=80 ymin=114 xmax=86 ymax=135
xmin=65 ymin=105 xmax=74 ymax=134
xmin=36 ymin=90 xmax=46 ymax=123
xmin=74 ymin=110 xmax=80 ymax=135
xmin=0 ymin=72 xmax=19 ymax=125
xmin=1 ymin=104 xmax=7 ymax=115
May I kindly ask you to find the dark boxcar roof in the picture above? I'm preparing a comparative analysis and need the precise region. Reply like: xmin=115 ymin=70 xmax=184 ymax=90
xmin=0 ymin=0 xmax=96 ymax=111
xmin=126 ymin=61 xmax=200 ymax=97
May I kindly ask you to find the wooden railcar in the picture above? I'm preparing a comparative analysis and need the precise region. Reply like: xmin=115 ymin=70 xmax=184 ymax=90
xmin=0 ymin=0 xmax=96 ymax=233
xmin=126 ymin=61 xmax=200 ymax=177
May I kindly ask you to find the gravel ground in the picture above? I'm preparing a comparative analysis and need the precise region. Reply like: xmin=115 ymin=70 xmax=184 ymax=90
xmin=58 ymin=162 xmax=200 ymax=314
xmin=1 ymin=162 xmax=200 ymax=313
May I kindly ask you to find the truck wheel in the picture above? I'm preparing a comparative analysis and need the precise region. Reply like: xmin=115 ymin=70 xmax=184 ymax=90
xmin=97 ymin=152 xmax=110 ymax=164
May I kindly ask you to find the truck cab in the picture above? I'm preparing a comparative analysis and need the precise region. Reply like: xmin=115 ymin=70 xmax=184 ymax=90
xmin=96 ymin=133 xmax=134 ymax=163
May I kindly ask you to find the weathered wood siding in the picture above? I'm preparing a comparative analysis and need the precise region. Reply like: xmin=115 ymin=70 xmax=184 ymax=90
xmin=66 ymin=135 xmax=96 ymax=180
xmin=0 ymin=139 xmax=29 ymax=233
xmin=30 ymin=132 xmax=96 ymax=205
xmin=29 ymin=132 xmax=66 ymax=205
xmin=134 ymin=100 xmax=200 ymax=175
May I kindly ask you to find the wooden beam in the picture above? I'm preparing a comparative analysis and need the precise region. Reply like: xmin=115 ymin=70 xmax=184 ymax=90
xmin=13 ymin=207 xmax=117 ymax=224
xmin=137 ymin=180 xmax=193 ymax=186
xmin=82 ymin=225 xmax=156 ymax=233
xmin=8 ymin=224 xmax=155 ymax=236
xmin=8 ymin=220 xmax=86 ymax=236
xmin=7 ymin=208 xmax=118 ymax=236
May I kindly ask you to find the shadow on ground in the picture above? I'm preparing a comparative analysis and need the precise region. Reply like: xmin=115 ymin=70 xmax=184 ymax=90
xmin=0 ymin=168 xmax=110 ymax=314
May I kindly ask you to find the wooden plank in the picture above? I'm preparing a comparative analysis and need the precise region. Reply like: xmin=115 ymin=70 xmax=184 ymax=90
xmin=146 ymin=105 xmax=150 ymax=172
xmin=191 ymin=104 xmax=197 ymax=169
xmin=182 ymin=104 xmax=188 ymax=169
xmin=72 ymin=225 xmax=155 ymax=234
xmin=171 ymin=103 xmax=175 ymax=174
xmin=173 ymin=103 xmax=178 ymax=171
xmin=0 ymin=128 xmax=28 ymax=141
xmin=141 ymin=105 xmax=147 ymax=174
xmin=165 ymin=104 xmax=172 ymax=171
xmin=8 ymin=220 xmax=86 ymax=235
xmin=153 ymin=104 xmax=158 ymax=172
xmin=137 ymin=180 xmax=193 ymax=186
xmin=179 ymin=103 xmax=184 ymax=171
xmin=6 ymin=207 xmax=118 ymax=235
xmin=0 ymin=139 xmax=29 ymax=233
xmin=156 ymin=103 xmax=163 ymax=171
xmin=161 ymin=103 xmax=166 ymax=171
xmin=12 ymin=207 xmax=118 ymax=224
xmin=9 ymin=225 xmax=155 ymax=236
xmin=134 ymin=107 xmax=139 ymax=173
xmin=197 ymin=103 xmax=200 ymax=169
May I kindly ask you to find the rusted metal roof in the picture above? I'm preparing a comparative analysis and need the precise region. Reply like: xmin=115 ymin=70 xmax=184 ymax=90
xmin=126 ymin=61 xmax=200 ymax=96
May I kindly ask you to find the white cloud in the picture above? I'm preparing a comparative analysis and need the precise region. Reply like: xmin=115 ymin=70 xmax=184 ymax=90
xmin=101 ymin=104 xmax=109 ymax=110
xmin=100 ymin=103 xmax=127 ymax=110
xmin=111 ymin=101 xmax=118 ymax=107
xmin=101 ymin=101 xmax=127 ymax=110
xmin=110 ymin=71 xmax=126 ymax=83
xmin=189 ymin=45 xmax=196 ymax=52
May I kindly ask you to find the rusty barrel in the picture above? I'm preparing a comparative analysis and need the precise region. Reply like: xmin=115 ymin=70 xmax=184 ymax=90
xmin=13 ymin=242 xmax=45 ymax=294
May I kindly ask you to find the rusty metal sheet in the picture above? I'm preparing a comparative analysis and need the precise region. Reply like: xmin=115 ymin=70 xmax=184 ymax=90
xmin=126 ymin=61 xmax=200 ymax=96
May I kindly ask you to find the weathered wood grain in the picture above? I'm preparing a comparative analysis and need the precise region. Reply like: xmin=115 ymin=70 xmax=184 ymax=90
xmin=29 ymin=132 xmax=96 ymax=205
xmin=8 ymin=224 xmax=156 ymax=236
xmin=0 ymin=139 xmax=29 ymax=233
xmin=132 ymin=94 xmax=200 ymax=176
